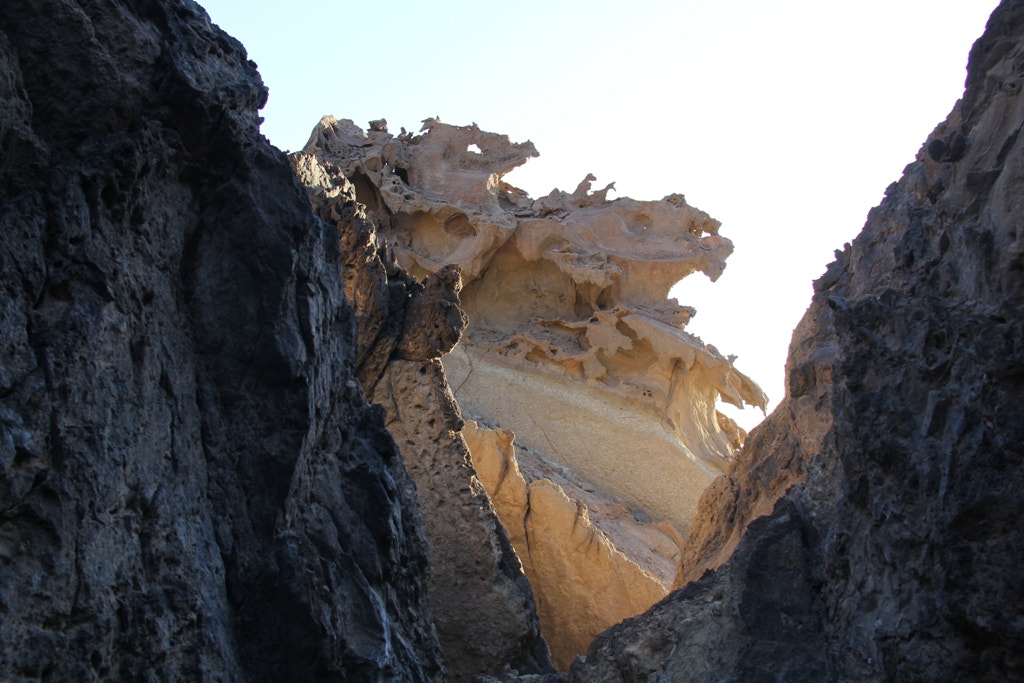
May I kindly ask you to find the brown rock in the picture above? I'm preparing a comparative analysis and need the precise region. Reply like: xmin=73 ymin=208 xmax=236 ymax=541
xmin=395 ymin=264 xmax=468 ymax=361
xmin=464 ymin=421 xmax=669 ymax=670
xmin=673 ymin=306 xmax=838 ymax=588
xmin=295 ymin=115 xmax=767 ymax=667
xmin=373 ymin=362 xmax=550 ymax=681
xmin=522 ymin=480 xmax=666 ymax=671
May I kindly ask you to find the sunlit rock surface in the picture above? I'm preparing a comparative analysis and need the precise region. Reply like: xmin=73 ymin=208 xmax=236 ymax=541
xmin=7 ymin=0 xmax=1021 ymax=679
xmin=464 ymin=420 xmax=670 ymax=670
xmin=571 ymin=2 xmax=1024 ymax=680
xmin=295 ymin=115 xmax=765 ymax=667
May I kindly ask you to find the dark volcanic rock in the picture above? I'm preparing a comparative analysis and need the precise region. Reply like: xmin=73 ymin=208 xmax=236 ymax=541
xmin=0 ymin=1 xmax=442 ymax=680
xmin=572 ymin=1 xmax=1024 ymax=681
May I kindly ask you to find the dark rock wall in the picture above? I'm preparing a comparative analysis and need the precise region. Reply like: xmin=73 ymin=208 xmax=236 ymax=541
xmin=0 ymin=1 xmax=442 ymax=680
xmin=572 ymin=1 xmax=1024 ymax=681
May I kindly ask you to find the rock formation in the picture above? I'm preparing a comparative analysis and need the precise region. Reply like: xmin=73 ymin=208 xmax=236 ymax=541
xmin=571 ymin=1 xmax=1024 ymax=680
xmin=464 ymin=420 xmax=672 ymax=671
xmin=294 ymin=115 xmax=766 ymax=667
xmin=0 ymin=1 xmax=447 ymax=679
xmin=6 ymin=0 xmax=1022 ymax=679
xmin=289 ymin=155 xmax=552 ymax=681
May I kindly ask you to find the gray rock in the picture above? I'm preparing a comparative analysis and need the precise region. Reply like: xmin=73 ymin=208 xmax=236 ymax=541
xmin=0 ymin=1 xmax=442 ymax=679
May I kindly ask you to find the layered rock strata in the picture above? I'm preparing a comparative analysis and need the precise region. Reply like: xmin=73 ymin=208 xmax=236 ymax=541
xmin=289 ymin=160 xmax=552 ymax=681
xmin=0 ymin=1 xmax=445 ymax=679
xmin=294 ymin=116 xmax=766 ymax=666
xmin=464 ymin=420 xmax=672 ymax=671
xmin=572 ymin=2 xmax=1024 ymax=679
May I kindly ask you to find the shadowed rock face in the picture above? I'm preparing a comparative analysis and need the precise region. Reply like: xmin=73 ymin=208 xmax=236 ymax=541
xmin=0 ymin=1 xmax=443 ymax=680
xmin=572 ymin=1 xmax=1024 ymax=680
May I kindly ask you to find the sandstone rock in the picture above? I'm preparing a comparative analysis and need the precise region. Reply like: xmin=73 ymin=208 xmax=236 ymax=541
xmin=297 ymin=117 xmax=766 ymax=526
xmin=296 ymin=115 xmax=766 ymax=668
xmin=571 ymin=2 xmax=1024 ymax=680
xmin=11 ymin=0 xmax=1021 ymax=679
xmin=292 ymin=139 xmax=552 ymax=681
xmin=0 ymin=1 xmax=443 ymax=679
xmin=464 ymin=421 xmax=670 ymax=671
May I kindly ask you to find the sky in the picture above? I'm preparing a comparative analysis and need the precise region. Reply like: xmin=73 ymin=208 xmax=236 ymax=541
xmin=200 ymin=0 xmax=999 ymax=430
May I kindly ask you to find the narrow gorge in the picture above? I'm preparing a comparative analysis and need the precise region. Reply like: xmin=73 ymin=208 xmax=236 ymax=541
xmin=1 ymin=0 xmax=1022 ymax=681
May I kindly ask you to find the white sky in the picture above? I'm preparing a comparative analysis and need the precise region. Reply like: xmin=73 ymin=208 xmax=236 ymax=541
xmin=201 ymin=0 xmax=999 ymax=430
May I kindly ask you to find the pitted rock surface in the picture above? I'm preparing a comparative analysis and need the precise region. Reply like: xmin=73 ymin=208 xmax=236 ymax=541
xmin=292 ymin=113 xmax=767 ymax=667
xmin=0 ymin=1 xmax=442 ymax=680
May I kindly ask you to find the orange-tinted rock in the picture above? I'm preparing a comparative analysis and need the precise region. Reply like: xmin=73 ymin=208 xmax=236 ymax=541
xmin=465 ymin=420 xmax=677 ymax=670
xmin=295 ymin=116 xmax=766 ymax=670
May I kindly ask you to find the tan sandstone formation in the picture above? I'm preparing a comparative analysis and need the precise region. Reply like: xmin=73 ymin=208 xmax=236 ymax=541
xmin=295 ymin=115 xmax=765 ymax=668
xmin=464 ymin=419 xmax=673 ymax=670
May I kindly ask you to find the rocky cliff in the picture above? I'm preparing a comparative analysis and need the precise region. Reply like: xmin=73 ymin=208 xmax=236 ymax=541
xmin=4 ymin=0 xmax=1023 ymax=679
xmin=0 ymin=1 xmax=446 ymax=679
xmin=572 ymin=1 xmax=1024 ymax=680
xmin=292 ymin=116 xmax=766 ymax=667
xmin=464 ymin=419 xmax=668 ymax=672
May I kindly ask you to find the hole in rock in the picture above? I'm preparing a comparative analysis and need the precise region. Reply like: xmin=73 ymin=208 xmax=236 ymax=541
xmin=444 ymin=213 xmax=477 ymax=238
xmin=350 ymin=169 xmax=382 ymax=214
xmin=596 ymin=289 xmax=615 ymax=310
xmin=466 ymin=143 xmax=483 ymax=154
xmin=626 ymin=212 xmax=652 ymax=235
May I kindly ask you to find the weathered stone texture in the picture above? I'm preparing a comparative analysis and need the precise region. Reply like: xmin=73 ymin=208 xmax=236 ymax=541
xmin=464 ymin=420 xmax=668 ymax=671
xmin=295 ymin=116 xmax=765 ymax=535
xmin=372 ymin=362 xmax=551 ymax=681
xmin=0 ymin=1 xmax=442 ymax=680
xmin=10 ymin=0 xmax=1022 ymax=680
xmin=294 ymin=114 xmax=766 ymax=668
xmin=571 ymin=2 xmax=1024 ymax=680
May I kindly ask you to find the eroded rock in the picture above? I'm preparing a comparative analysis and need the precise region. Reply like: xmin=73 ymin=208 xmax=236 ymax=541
xmin=292 ymin=139 xmax=552 ymax=682
xmin=294 ymin=114 xmax=766 ymax=667
xmin=464 ymin=421 xmax=669 ymax=670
